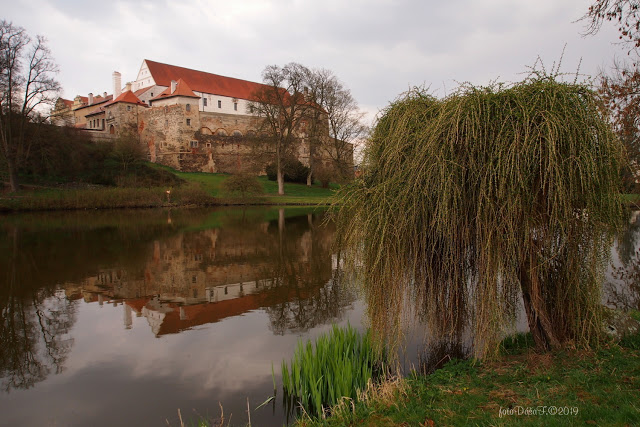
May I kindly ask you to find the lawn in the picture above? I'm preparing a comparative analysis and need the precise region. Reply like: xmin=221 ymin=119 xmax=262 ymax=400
xmin=152 ymin=163 xmax=336 ymax=205
xmin=298 ymin=314 xmax=640 ymax=427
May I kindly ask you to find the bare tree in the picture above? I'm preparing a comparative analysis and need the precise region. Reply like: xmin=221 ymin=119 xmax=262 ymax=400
xmin=306 ymin=69 xmax=367 ymax=184
xmin=0 ymin=21 xmax=60 ymax=192
xmin=248 ymin=63 xmax=312 ymax=195
xmin=583 ymin=1 xmax=640 ymax=189
xmin=583 ymin=0 xmax=640 ymax=54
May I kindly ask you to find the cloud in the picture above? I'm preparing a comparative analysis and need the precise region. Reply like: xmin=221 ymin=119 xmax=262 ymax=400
xmin=2 ymin=0 xmax=624 ymax=123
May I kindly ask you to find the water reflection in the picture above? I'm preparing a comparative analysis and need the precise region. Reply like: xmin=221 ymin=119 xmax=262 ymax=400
xmin=605 ymin=211 xmax=640 ymax=310
xmin=0 ymin=207 xmax=357 ymax=426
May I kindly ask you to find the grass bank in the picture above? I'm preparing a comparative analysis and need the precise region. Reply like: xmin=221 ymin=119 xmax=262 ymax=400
xmin=0 ymin=165 xmax=337 ymax=212
xmin=299 ymin=319 xmax=640 ymax=426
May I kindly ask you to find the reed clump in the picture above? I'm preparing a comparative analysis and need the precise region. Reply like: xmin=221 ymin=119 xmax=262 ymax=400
xmin=333 ymin=74 xmax=625 ymax=358
xmin=281 ymin=324 xmax=386 ymax=418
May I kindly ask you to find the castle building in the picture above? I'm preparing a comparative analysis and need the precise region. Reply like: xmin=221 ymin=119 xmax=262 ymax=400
xmin=51 ymin=60 xmax=331 ymax=174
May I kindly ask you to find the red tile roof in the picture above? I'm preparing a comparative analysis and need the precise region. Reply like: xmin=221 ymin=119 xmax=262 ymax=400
xmin=104 ymin=90 xmax=148 ymax=107
xmin=150 ymin=78 xmax=199 ymax=102
xmin=144 ymin=59 xmax=268 ymax=101
xmin=60 ymin=98 xmax=74 ymax=108
xmin=73 ymin=95 xmax=113 ymax=110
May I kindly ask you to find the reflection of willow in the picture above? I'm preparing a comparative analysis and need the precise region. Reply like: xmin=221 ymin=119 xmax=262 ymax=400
xmin=0 ymin=227 xmax=76 ymax=391
xmin=262 ymin=212 xmax=356 ymax=335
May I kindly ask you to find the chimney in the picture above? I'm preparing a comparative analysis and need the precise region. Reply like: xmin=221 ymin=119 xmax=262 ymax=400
xmin=88 ymin=93 xmax=94 ymax=105
xmin=125 ymin=82 xmax=132 ymax=92
xmin=170 ymin=80 xmax=177 ymax=94
xmin=113 ymin=71 xmax=122 ymax=98
xmin=103 ymin=92 xmax=107 ymax=98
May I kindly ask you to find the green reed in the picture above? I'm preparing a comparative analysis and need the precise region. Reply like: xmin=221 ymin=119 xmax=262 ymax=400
xmin=281 ymin=324 xmax=385 ymax=418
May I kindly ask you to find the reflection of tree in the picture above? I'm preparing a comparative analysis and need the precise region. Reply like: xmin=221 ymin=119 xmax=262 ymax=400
xmin=605 ymin=214 xmax=640 ymax=310
xmin=616 ymin=213 xmax=640 ymax=267
xmin=263 ymin=213 xmax=357 ymax=335
xmin=0 ymin=227 xmax=76 ymax=391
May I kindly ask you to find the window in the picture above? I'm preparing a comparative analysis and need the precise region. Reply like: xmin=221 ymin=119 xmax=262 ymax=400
xmin=186 ymin=104 xmax=191 ymax=112
xmin=127 ymin=105 xmax=131 ymax=111
xmin=150 ymin=92 xmax=154 ymax=97
xmin=190 ymin=140 xmax=198 ymax=148
xmin=206 ymin=142 xmax=211 ymax=148
xmin=102 ymin=119 xmax=105 ymax=129
xmin=218 ymin=100 xmax=221 ymax=108
xmin=203 ymin=98 xmax=207 ymax=107
xmin=234 ymin=102 xmax=238 ymax=111
xmin=186 ymin=119 xmax=191 ymax=126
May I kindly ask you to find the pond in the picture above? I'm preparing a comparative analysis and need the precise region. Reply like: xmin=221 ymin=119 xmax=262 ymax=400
xmin=0 ymin=207 xmax=638 ymax=426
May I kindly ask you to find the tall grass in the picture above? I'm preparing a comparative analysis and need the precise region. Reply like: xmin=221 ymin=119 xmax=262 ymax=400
xmin=281 ymin=324 xmax=385 ymax=418
xmin=332 ymin=73 xmax=625 ymax=358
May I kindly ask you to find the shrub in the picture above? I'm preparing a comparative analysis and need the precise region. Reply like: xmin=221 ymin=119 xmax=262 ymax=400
xmin=220 ymin=173 xmax=263 ymax=198
xmin=265 ymin=158 xmax=310 ymax=184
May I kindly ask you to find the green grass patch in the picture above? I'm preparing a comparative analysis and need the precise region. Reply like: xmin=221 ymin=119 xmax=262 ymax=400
xmin=303 ymin=330 xmax=640 ymax=426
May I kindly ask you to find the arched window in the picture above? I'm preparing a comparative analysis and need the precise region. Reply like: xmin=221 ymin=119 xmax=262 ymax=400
xmin=232 ymin=130 xmax=243 ymax=137
xmin=217 ymin=129 xmax=227 ymax=137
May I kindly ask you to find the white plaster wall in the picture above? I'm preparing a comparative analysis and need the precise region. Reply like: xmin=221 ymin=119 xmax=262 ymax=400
xmin=134 ymin=61 xmax=155 ymax=91
xmin=193 ymin=91 xmax=251 ymax=116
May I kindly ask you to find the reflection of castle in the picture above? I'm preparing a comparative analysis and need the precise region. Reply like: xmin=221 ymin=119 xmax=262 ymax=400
xmin=65 ymin=213 xmax=341 ymax=336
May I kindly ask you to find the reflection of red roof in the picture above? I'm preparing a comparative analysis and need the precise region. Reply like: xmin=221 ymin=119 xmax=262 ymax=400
xmin=157 ymin=293 xmax=266 ymax=335
xmin=154 ymin=285 xmax=317 ymax=336
xmin=126 ymin=297 xmax=151 ymax=314
xmin=104 ymin=90 xmax=148 ymax=107
xmin=151 ymin=78 xmax=199 ymax=102
xmin=144 ymin=59 xmax=268 ymax=101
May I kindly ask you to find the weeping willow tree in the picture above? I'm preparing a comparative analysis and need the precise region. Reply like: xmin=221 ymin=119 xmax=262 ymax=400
xmin=333 ymin=75 xmax=625 ymax=358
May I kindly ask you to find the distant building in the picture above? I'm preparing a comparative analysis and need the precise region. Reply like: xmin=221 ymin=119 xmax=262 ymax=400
xmin=50 ymin=59 xmax=346 ymax=174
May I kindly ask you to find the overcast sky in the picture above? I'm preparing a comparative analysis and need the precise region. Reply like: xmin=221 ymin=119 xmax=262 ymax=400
xmin=2 ymin=0 xmax=624 ymax=124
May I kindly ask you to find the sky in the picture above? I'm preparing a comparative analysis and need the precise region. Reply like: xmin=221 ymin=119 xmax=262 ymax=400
xmin=2 ymin=0 xmax=625 ymax=125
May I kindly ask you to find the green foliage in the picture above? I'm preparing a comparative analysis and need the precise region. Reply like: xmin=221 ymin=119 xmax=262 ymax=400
xmin=333 ymin=75 xmax=625 ymax=358
xmin=220 ymin=173 xmax=264 ymax=198
xmin=281 ymin=324 xmax=386 ymax=418
xmin=17 ymin=123 xmax=182 ymax=188
xmin=266 ymin=158 xmax=310 ymax=184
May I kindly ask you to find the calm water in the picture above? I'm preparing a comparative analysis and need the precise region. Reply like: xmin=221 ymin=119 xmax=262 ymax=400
xmin=0 ymin=207 xmax=364 ymax=426
xmin=1 ymin=207 xmax=638 ymax=426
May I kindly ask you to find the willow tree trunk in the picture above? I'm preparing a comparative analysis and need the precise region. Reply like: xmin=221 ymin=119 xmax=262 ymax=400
xmin=519 ymin=252 xmax=561 ymax=351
